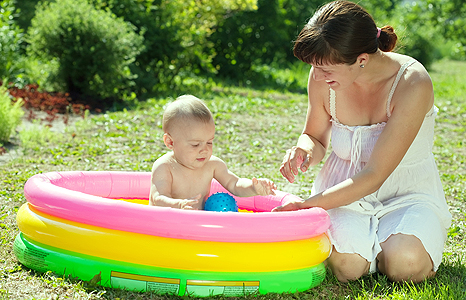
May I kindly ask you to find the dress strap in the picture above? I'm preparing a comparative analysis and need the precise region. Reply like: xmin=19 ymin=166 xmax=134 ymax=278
xmin=386 ymin=59 xmax=417 ymax=118
xmin=329 ymin=88 xmax=339 ymax=122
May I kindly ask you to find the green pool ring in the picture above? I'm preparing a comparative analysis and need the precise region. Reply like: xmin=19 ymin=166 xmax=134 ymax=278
xmin=14 ymin=233 xmax=326 ymax=296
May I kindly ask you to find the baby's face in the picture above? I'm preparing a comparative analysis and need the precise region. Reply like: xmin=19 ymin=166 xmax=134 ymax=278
xmin=169 ymin=119 xmax=215 ymax=170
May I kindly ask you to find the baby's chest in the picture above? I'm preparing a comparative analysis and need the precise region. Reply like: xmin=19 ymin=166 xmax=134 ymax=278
xmin=171 ymin=170 xmax=213 ymax=199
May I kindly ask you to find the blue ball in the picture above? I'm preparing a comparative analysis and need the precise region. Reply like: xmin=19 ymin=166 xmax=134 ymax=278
xmin=204 ymin=192 xmax=238 ymax=212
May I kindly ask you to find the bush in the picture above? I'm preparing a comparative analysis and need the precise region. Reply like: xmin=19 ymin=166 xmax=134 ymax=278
xmin=389 ymin=1 xmax=448 ymax=69
xmin=397 ymin=32 xmax=437 ymax=70
xmin=208 ymin=0 xmax=332 ymax=82
xmin=0 ymin=82 xmax=23 ymax=144
xmin=89 ymin=0 xmax=258 ymax=97
xmin=12 ymin=0 xmax=39 ymax=32
xmin=26 ymin=0 xmax=144 ymax=106
xmin=0 ymin=0 xmax=24 ymax=84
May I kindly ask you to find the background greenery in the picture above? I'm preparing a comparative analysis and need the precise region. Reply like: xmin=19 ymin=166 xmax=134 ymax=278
xmin=27 ymin=0 xmax=144 ymax=104
xmin=1 ymin=0 xmax=465 ymax=105
xmin=0 ymin=82 xmax=23 ymax=144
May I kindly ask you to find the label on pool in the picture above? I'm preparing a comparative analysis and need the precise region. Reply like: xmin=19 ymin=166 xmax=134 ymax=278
xmin=14 ymin=240 xmax=50 ymax=272
xmin=186 ymin=279 xmax=260 ymax=296
xmin=110 ymin=271 xmax=180 ymax=294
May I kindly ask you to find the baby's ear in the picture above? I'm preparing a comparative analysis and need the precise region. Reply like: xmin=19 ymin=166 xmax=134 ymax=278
xmin=163 ymin=133 xmax=174 ymax=149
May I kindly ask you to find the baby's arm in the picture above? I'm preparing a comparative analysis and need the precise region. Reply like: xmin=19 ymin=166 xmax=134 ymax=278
xmin=149 ymin=158 xmax=200 ymax=209
xmin=212 ymin=157 xmax=276 ymax=197
xmin=150 ymin=190 xmax=200 ymax=209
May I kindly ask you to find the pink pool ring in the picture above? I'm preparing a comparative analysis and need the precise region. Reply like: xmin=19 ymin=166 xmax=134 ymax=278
xmin=23 ymin=171 xmax=330 ymax=243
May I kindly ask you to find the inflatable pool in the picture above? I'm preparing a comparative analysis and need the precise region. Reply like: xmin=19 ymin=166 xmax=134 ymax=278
xmin=15 ymin=171 xmax=331 ymax=296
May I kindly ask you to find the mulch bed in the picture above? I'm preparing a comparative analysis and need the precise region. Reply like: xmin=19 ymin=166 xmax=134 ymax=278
xmin=8 ymin=83 xmax=96 ymax=124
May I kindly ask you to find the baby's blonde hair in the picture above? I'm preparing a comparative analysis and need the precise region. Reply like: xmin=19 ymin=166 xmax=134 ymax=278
xmin=162 ymin=95 xmax=213 ymax=133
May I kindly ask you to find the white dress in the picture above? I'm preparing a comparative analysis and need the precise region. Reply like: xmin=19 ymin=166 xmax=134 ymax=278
xmin=311 ymin=59 xmax=452 ymax=271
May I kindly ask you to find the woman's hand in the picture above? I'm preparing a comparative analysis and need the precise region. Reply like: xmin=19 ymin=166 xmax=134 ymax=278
xmin=272 ymin=200 xmax=305 ymax=212
xmin=280 ymin=146 xmax=312 ymax=183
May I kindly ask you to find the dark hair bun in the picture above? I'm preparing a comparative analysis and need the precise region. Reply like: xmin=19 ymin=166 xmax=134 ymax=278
xmin=378 ymin=25 xmax=397 ymax=52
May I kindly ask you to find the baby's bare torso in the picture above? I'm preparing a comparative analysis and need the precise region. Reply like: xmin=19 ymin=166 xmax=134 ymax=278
xmin=169 ymin=164 xmax=215 ymax=209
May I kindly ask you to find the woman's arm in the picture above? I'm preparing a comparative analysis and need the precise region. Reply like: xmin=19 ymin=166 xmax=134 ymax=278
xmin=289 ymin=63 xmax=434 ymax=210
xmin=280 ymin=67 xmax=332 ymax=183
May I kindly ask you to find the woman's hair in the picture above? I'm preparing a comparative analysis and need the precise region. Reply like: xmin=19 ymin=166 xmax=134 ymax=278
xmin=293 ymin=0 xmax=398 ymax=65
xmin=162 ymin=95 xmax=214 ymax=133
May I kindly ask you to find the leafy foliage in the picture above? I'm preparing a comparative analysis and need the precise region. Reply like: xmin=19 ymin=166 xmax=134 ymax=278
xmin=26 ymin=0 xmax=144 ymax=105
xmin=209 ymin=0 xmax=323 ymax=81
xmin=10 ymin=0 xmax=38 ymax=32
xmin=385 ymin=1 xmax=444 ymax=69
xmin=209 ymin=0 xmax=410 ymax=83
xmin=0 ymin=0 xmax=24 ymax=83
xmin=0 ymin=81 xmax=23 ymax=144
xmin=89 ymin=0 xmax=258 ymax=97
xmin=424 ymin=0 xmax=466 ymax=59
xmin=2 ymin=0 xmax=466 ymax=105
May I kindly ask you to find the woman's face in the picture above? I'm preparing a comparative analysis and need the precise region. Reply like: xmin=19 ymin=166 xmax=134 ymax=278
xmin=311 ymin=62 xmax=359 ymax=90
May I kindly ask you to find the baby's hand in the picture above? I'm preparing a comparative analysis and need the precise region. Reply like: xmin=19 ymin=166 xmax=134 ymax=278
xmin=179 ymin=194 xmax=201 ymax=210
xmin=252 ymin=177 xmax=277 ymax=196
xmin=272 ymin=200 xmax=304 ymax=212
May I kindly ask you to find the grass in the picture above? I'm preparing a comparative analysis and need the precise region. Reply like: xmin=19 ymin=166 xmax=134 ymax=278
xmin=0 ymin=59 xmax=465 ymax=299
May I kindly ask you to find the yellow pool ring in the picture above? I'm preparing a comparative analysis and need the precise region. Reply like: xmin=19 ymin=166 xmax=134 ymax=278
xmin=18 ymin=204 xmax=330 ymax=273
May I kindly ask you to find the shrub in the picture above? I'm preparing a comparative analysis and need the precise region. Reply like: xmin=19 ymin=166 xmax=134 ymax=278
xmin=89 ymin=0 xmax=258 ymax=97
xmin=389 ymin=1 xmax=447 ymax=69
xmin=397 ymin=32 xmax=437 ymax=70
xmin=0 ymin=0 xmax=24 ymax=84
xmin=0 ymin=81 xmax=24 ymax=144
xmin=208 ymin=0 xmax=325 ymax=82
xmin=12 ymin=0 xmax=40 ymax=32
xmin=424 ymin=0 xmax=466 ymax=60
xmin=26 ymin=0 xmax=144 ymax=106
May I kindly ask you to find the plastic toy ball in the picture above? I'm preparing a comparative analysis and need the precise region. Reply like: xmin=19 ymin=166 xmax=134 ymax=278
xmin=204 ymin=192 xmax=238 ymax=212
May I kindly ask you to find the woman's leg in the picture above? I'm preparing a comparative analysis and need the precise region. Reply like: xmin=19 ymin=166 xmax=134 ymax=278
xmin=326 ymin=246 xmax=371 ymax=282
xmin=325 ymin=206 xmax=379 ymax=282
xmin=377 ymin=233 xmax=435 ymax=282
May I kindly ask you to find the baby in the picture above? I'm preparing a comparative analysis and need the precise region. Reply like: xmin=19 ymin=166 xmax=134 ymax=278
xmin=149 ymin=95 xmax=276 ymax=210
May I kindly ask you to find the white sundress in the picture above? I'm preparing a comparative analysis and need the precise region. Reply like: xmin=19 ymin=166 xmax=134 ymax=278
xmin=311 ymin=59 xmax=452 ymax=271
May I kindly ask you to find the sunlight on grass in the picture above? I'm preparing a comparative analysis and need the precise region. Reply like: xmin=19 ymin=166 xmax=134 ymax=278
xmin=18 ymin=121 xmax=63 ymax=151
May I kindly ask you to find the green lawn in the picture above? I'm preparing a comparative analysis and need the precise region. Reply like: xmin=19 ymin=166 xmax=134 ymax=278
xmin=0 ymin=59 xmax=465 ymax=299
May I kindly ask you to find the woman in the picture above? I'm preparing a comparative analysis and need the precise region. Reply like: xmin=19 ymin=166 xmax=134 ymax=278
xmin=273 ymin=0 xmax=451 ymax=283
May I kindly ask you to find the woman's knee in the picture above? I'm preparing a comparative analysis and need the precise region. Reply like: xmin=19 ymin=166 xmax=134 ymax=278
xmin=327 ymin=251 xmax=370 ymax=282
xmin=378 ymin=234 xmax=435 ymax=282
